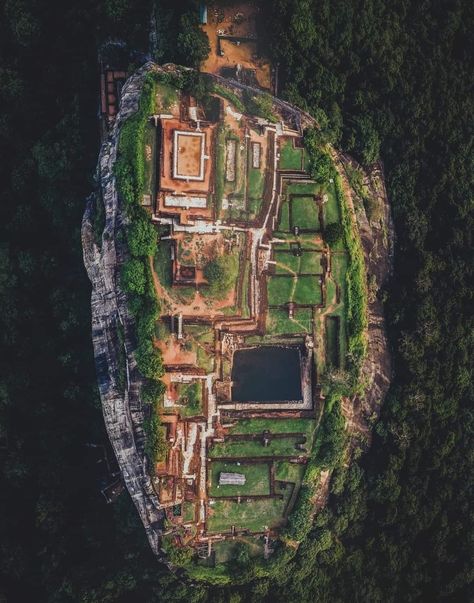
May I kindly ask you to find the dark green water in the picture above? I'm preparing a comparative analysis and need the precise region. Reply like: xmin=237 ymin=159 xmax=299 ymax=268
xmin=231 ymin=346 xmax=302 ymax=402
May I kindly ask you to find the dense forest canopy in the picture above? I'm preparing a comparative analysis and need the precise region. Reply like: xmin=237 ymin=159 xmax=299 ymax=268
xmin=0 ymin=0 xmax=472 ymax=601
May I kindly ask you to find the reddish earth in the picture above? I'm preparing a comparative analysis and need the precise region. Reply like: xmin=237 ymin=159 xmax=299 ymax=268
xmin=201 ymin=2 xmax=272 ymax=90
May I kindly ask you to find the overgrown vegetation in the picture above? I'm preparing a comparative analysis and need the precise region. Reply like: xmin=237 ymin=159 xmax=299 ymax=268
xmin=115 ymin=72 xmax=165 ymax=466
xmin=243 ymin=90 xmax=278 ymax=123
xmin=213 ymin=84 xmax=245 ymax=114
xmin=143 ymin=413 xmax=168 ymax=465
xmin=303 ymin=128 xmax=335 ymax=184
xmin=335 ymin=175 xmax=368 ymax=372
xmin=286 ymin=395 xmax=346 ymax=542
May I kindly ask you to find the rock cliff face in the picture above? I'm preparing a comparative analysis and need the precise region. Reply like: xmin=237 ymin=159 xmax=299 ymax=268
xmin=82 ymin=62 xmax=164 ymax=556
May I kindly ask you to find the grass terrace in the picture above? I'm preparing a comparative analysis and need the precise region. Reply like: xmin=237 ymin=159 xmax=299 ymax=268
xmin=275 ymin=461 xmax=306 ymax=484
xmin=323 ymin=180 xmax=340 ymax=224
xmin=206 ymin=487 xmax=293 ymax=534
xmin=209 ymin=436 xmax=305 ymax=458
xmin=274 ymin=249 xmax=324 ymax=275
xmin=290 ymin=196 xmax=320 ymax=231
xmin=279 ymin=138 xmax=304 ymax=171
xmin=266 ymin=307 xmax=313 ymax=335
xmin=209 ymin=461 xmax=271 ymax=497
xmin=155 ymin=82 xmax=178 ymax=112
xmin=267 ymin=274 xmax=322 ymax=306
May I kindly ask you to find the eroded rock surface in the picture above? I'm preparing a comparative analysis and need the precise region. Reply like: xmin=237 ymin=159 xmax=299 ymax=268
xmin=82 ymin=62 xmax=164 ymax=555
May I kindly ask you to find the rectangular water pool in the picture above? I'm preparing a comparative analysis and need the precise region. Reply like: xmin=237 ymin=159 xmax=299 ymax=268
xmin=231 ymin=346 xmax=302 ymax=402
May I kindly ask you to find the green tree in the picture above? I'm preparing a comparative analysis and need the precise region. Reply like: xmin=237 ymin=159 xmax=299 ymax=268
xmin=350 ymin=115 xmax=380 ymax=165
xmin=127 ymin=218 xmax=157 ymax=257
xmin=204 ymin=254 xmax=238 ymax=299
xmin=121 ymin=259 xmax=146 ymax=295
xmin=141 ymin=380 xmax=165 ymax=406
xmin=176 ymin=12 xmax=210 ymax=69
xmin=324 ymin=222 xmax=344 ymax=245
xmin=303 ymin=127 xmax=335 ymax=184
xmin=135 ymin=341 xmax=164 ymax=380
xmin=104 ymin=0 xmax=128 ymax=22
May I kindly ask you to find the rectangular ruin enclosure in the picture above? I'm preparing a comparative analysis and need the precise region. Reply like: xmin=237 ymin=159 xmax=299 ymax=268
xmin=164 ymin=194 xmax=207 ymax=208
xmin=231 ymin=346 xmax=303 ymax=403
xmin=173 ymin=130 xmax=205 ymax=180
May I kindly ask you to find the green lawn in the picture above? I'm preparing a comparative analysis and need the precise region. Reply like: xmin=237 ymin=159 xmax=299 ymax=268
xmin=248 ymin=195 xmax=263 ymax=220
xmin=293 ymin=275 xmax=322 ymax=305
xmin=182 ymin=501 xmax=196 ymax=523
xmin=209 ymin=437 xmax=302 ymax=458
xmin=266 ymin=307 xmax=312 ymax=335
xmin=331 ymin=252 xmax=349 ymax=293
xmin=267 ymin=275 xmax=295 ymax=305
xmin=155 ymin=83 xmax=178 ymax=112
xmin=154 ymin=238 xmax=173 ymax=289
xmin=240 ymin=260 xmax=251 ymax=317
xmin=206 ymin=488 xmax=293 ymax=533
xmin=228 ymin=418 xmax=314 ymax=436
xmin=291 ymin=196 xmax=320 ymax=230
xmin=184 ymin=326 xmax=215 ymax=372
xmin=323 ymin=181 xmax=340 ymax=224
xmin=277 ymin=201 xmax=290 ymax=231
xmin=297 ymin=234 xmax=323 ymax=249
xmin=325 ymin=276 xmax=338 ymax=306
xmin=215 ymin=124 xmax=226 ymax=215
xmin=299 ymin=250 xmax=323 ymax=274
xmin=209 ymin=461 xmax=270 ymax=497
xmin=196 ymin=343 xmax=214 ymax=373
xmin=274 ymin=250 xmax=301 ymax=274
xmin=286 ymin=181 xmax=320 ymax=196
xmin=274 ymin=461 xmax=306 ymax=484
xmin=268 ymin=273 xmax=322 ymax=306
xmin=248 ymin=167 xmax=265 ymax=200
xmin=224 ymin=134 xmax=246 ymax=199
xmin=279 ymin=138 xmax=303 ymax=170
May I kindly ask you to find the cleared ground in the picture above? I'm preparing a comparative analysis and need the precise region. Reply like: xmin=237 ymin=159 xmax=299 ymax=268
xmin=174 ymin=132 xmax=204 ymax=179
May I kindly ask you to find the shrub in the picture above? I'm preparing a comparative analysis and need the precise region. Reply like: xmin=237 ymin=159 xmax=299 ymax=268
xmin=244 ymin=90 xmax=277 ymax=122
xmin=350 ymin=115 xmax=380 ymax=165
xmin=334 ymin=175 xmax=368 ymax=371
xmin=314 ymin=399 xmax=347 ymax=469
xmin=121 ymin=259 xmax=146 ymax=295
xmin=135 ymin=341 xmax=164 ymax=380
xmin=213 ymin=84 xmax=245 ymax=113
xmin=142 ymin=380 xmax=165 ymax=406
xmin=286 ymin=485 xmax=313 ymax=541
xmin=304 ymin=127 xmax=335 ymax=184
xmin=143 ymin=413 xmax=168 ymax=465
xmin=204 ymin=254 xmax=238 ymax=299
xmin=324 ymin=222 xmax=344 ymax=245
xmin=127 ymin=216 xmax=157 ymax=257
xmin=115 ymin=74 xmax=155 ymax=208
xmin=176 ymin=12 xmax=210 ymax=68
